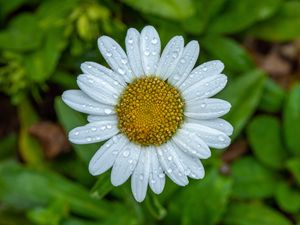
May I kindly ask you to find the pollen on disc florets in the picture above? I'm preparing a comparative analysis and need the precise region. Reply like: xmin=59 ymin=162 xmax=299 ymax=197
xmin=116 ymin=76 xmax=185 ymax=146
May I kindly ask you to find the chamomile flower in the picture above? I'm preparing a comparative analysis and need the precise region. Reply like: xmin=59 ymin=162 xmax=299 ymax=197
xmin=62 ymin=25 xmax=233 ymax=202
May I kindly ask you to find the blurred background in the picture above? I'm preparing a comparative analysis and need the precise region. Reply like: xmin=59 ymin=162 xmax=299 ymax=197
xmin=1 ymin=0 xmax=300 ymax=224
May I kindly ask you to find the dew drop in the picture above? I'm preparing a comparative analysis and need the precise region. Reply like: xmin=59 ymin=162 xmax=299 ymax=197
xmin=121 ymin=58 xmax=127 ymax=64
xmin=104 ymin=108 xmax=112 ymax=114
xmin=200 ymin=103 xmax=206 ymax=108
xmin=106 ymin=124 xmax=112 ymax=129
xmin=100 ymin=126 xmax=106 ymax=130
xmin=106 ymin=51 xmax=112 ymax=57
xmin=91 ymin=127 xmax=97 ymax=132
xmin=139 ymin=174 xmax=144 ymax=180
xmin=218 ymin=135 xmax=225 ymax=142
xmin=167 ymin=168 xmax=173 ymax=173
xmin=144 ymin=50 xmax=150 ymax=56
xmin=74 ymin=131 xmax=79 ymax=136
xmin=151 ymin=38 xmax=158 ymax=44
xmin=86 ymin=137 xmax=92 ymax=142
xmin=87 ymin=65 xmax=92 ymax=69
xmin=159 ymin=173 xmax=164 ymax=178
xmin=180 ymin=58 xmax=186 ymax=64
xmin=117 ymin=68 xmax=125 ymax=75
xmin=167 ymin=156 xmax=172 ymax=161
xmin=128 ymin=38 xmax=133 ymax=44
xmin=123 ymin=150 xmax=130 ymax=157
xmin=150 ymin=179 xmax=156 ymax=184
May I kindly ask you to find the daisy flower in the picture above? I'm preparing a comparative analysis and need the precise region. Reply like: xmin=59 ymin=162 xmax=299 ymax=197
xmin=62 ymin=25 xmax=233 ymax=202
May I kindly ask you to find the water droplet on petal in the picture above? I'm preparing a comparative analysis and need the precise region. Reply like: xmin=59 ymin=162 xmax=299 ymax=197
xmin=201 ymin=103 xmax=206 ymax=108
xmin=151 ymin=38 xmax=158 ymax=44
xmin=117 ymin=68 xmax=125 ymax=75
xmin=167 ymin=168 xmax=173 ymax=173
xmin=128 ymin=38 xmax=133 ymax=44
xmin=139 ymin=174 xmax=144 ymax=180
xmin=123 ymin=150 xmax=130 ymax=157
xmin=144 ymin=50 xmax=150 ymax=56
xmin=91 ymin=127 xmax=97 ymax=132
xmin=106 ymin=51 xmax=112 ymax=57
xmin=86 ymin=137 xmax=92 ymax=142
xmin=218 ymin=135 xmax=225 ymax=142
xmin=104 ymin=108 xmax=112 ymax=115
xmin=159 ymin=173 xmax=164 ymax=178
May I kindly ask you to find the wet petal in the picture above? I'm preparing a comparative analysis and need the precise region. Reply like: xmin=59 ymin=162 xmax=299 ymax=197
xmin=69 ymin=120 xmax=118 ymax=144
xmin=172 ymin=128 xmax=211 ymax=159
xmin=156 ymin=142 xmax=188 ymax=186
xmin=126 ymin=28 xmax=144 ymax=77
xmin=148 ymin=148 xmax=165 ymax=194
xmin=169 ymin=40 xmax=199 ymax=86
xmin=77 ymin=74 xmax=119 ymax=105
xmin=81 ymin=61 xmax=126 ymax=86
xmin=183 ymin=122 xmax=231 ymax=149
xmin=186 ymin=118 xmax=233 ymax=136
xmin=111 ymin=143 xmax=141 ymax=186
xmin=131 ymin=148 xmax=151 ymax=202
xmin=140 ymin=26 xmax=161 ymax=75
xmin=98 ymin=36 xmax=134 ymax=82
xmin=185 ymin=98 xmax=231 ymax=119
xmin=182 ymin=74 xmax=227 ymax=101
xmin=174 ymin=147 xmax=205 ymax=179
xmin=88 ymin=134 xmax=128 ymax=175
xmin=156 ymin=36 xmax=184 ymax=80
xmin=180 ymin=60 xmax=224 ymax=91
xmin=62 ymin=90 xmax=115 ymax=116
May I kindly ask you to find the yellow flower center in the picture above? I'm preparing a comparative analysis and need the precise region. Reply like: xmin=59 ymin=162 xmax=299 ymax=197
xmin=116 ymin=76 xmax=185 ymax=146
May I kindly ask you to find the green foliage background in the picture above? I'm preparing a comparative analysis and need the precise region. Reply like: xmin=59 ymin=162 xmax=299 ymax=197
xmin=1 ymin=0 xmax=300 ymax=224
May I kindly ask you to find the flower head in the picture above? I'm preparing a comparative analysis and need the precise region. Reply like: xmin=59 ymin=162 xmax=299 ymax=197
xmin=62 ymin=26 xmax=233 ymax=202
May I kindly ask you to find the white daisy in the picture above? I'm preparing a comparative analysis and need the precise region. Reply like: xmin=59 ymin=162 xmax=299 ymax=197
xmin=62 ymin=25 xmax=233 ymax=202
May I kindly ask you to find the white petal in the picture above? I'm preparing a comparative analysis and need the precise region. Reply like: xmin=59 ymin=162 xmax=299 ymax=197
xmin=81 ymin=62 xmax=126 ymax=86
xmin=131 ymin=148 xmax=151 ymax=202
xmin=156 ymin=36 xmax=184 ymax=80
xmin=77 ymin=74 xmax=119 ymax=105
xmin=169 ymin=41 xmax=200 ymax=86
xmin=174 ymin=147 xmax=205 ymax=179
xmin=140 ymin=26 xmax=161 ymax=75
xmin=186 ymin=118 xmax=233 ymax=136
xmin=87 ymin=115 xmax=117 ymax=123
xmin=185 ymin=98 xmax=231 ymax=119
xmin=183 ymin=122 xmax=231 ymax=149
xmin=180 ymin=60 xmax=224 ymax=91
xmin=88 ymin=134 xmax=128 ymax=176
xmin=182 ymin=74 xmax=227 ymax=101
xmin=98 ymin=36 xmax=134 ymax=82
xmin=126 ymin=28 xmax=144 ymax=77
xmin=172 ymin=128 xmax=211 ymax=159
xmin=69 ymin=120 xmax=118 ymax=144
xmin=148 ymin=147 xmax=165 ymax=194
xmin=156 ymin=142 xmax=188 ymax=186
xmin=62 ymin=90 xmax=115 ymax=116
xmin=111 ymin=142 xmax=141 ymax=186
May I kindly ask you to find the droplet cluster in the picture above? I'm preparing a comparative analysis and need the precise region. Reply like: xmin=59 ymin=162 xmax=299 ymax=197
xmin=116 ymin=77 xmax=184 ymax=146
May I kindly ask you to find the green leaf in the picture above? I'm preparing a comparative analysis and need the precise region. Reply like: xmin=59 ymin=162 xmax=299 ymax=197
xmin=54 ymin=97 xmax=100 ymax=164
xmin=258 ymin=78 xmax=285 ymax=113
xmin=201 ymin=35 xmax=254 ymax=74
xmin=231 ymin=157 xmax=278 ymax=199
xmin=27 ymin=199 xmax=69 ymax=225
xmin=283 ymin=83 xmax=300 ymax=155
xmin=0 ymin=160 xmax=118 ymax=220
xmin=0 ymin=133 xmax=17 ymax=160
xmin=145 ymin=193 xmax=167 ymax=220
xmin=275 ymin=182 xmax=300 ymax=214
xmin=90 ymin=172 xmax=114 ymax=200
xmin=0 ymin=13 xmax=43 ymax=51
xmin=123 ymin=0 xmax=195 ymax=20
xmin=224 ymin=202 xmax=292 ymax=225
xmin=25 ymin=26 xmax=69 ymax=83
xmin=247 ymin=115 xmax=286 ymax=169
xmin=18 ymin=99 xmax=44 ymax=167
xmin=181 ymin=0 xmax=227 ymax=35
xmin=208 ymin=0 xmax=282 ymax=34
xmin=249 ymin=1 xmax=300 ymax=41
xmin=287 ymin=158 xmax=300 ymax=187
xmin=170 ymin=169 xmax=232 ymax=225
xmin=218 ymin=70 xmax=266 ymax=139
